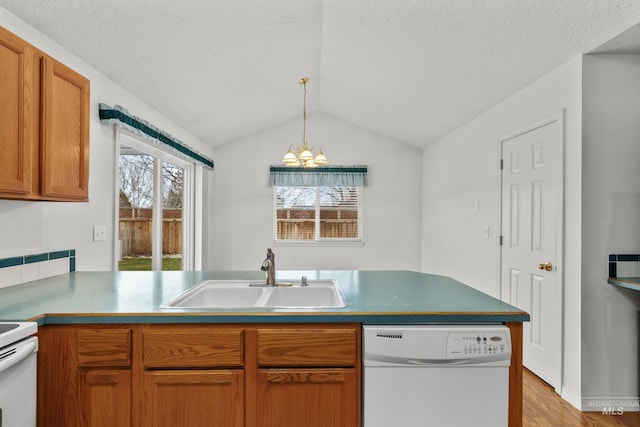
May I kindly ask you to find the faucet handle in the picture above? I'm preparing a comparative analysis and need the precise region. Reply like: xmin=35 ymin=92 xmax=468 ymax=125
xmin=301 ymin=276 xmax=308 ymax=287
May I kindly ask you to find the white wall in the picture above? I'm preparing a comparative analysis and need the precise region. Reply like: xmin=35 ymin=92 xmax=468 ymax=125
xmin=581 ymin=54 xmax=640 ymax=407
xmin=207 ymin=113 xmax=422 ymax=271
xmin=0 ymin=9 xmax=213 ymax=271
xmin=422 ymin=56 xmax=584 ymax=406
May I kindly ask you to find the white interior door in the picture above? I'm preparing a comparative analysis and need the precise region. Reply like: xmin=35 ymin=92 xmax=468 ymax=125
xmin=500 ymin=112 xmax=564 ymax=390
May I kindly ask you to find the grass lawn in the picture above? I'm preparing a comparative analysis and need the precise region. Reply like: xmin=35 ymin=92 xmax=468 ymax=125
xmin=118 ymin=257 xmax=182 ymax=271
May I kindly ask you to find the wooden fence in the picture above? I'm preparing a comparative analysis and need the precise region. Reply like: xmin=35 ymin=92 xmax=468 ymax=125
xmin=119 ymin=208 xmax=182 ymax=256
xmin=276 ymin=220 xmax=359 ymax=240
xmin=276 ymin=209 xmax=359 ymax=240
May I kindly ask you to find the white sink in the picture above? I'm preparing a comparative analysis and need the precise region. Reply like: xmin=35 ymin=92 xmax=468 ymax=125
xmin=161 ymin=279 xmax=346 ymax=309
xmin=263 ymin=286 xmax=345 ymax=308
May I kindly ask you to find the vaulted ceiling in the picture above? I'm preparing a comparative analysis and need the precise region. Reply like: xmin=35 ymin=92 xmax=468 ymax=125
xmin=2 ymin=0 xmax=640 ymax=149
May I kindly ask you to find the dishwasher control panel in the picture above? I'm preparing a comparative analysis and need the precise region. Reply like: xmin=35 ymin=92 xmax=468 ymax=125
xmin=447 ymin=330 xmax=510 ymax=359
xmin=363 ymin=324 xmax=512 ymax=366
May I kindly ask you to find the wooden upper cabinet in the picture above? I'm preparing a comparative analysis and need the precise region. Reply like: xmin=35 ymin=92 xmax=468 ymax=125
xmin=0 ymin=26 xmax=90 ymax=201
xmin=40 ymin=56 xmax=90 ymax=200
xmin=0 ymin=26 xmax=35 ymax=195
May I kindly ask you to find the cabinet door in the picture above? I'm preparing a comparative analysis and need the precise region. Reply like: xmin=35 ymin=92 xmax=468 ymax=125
xmin=40 ymin=56 xmax=89 ymax=200
xmin=143 ymin=370 xmax=244 ymax=427
xmin=0 ymin=26 xmax=35 ymax=195
xmin=256 ymin=368 xmax=358 ymax=427
xmin=78 ymin=370 xmax=131 ymax=427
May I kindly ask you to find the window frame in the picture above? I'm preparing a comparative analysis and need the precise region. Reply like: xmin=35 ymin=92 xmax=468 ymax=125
xmin=113 ymin=128 xmax=204 ymax=270
xmin=272 ymin=185 xmax=364 ymax=247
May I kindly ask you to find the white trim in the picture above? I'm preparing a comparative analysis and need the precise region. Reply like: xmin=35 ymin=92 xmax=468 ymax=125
xmin=180 ymin=162 xmax=195 ymax=270
xmin=112 ymin=127 xmax=121 ymax=271
xmin=151 ymin=156 xmax=162 ymax=271
xmin=193 ymin=164 xmax=204 ymax=271
xmin=272 ymin=240 xmax=365 ymax=247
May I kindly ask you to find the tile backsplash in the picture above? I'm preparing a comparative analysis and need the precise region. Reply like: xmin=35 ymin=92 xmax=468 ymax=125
xmin=608 ymin=254 xmax=640 ymax=278
xmin=0 ymin=249 xmax=75 ymax=289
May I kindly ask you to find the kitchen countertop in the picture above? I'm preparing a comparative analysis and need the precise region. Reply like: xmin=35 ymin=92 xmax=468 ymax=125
xmin=608 ymin=277 xmax=640 ymax=292
xmin=0 ymin=270 xmax=529 ymax=324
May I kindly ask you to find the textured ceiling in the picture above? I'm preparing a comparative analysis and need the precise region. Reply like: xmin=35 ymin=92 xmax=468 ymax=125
xmin=1 ymin=0 xmax=640 ymax=149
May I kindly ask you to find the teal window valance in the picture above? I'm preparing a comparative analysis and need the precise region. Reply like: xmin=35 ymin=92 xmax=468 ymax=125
xmin=99 ymin=103 xmax=214 ymax=169
xmin=269 ymin=165 xmax=368 ymax=187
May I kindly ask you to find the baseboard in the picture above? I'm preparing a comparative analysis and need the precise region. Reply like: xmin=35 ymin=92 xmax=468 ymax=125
xmin=559 ymin=388 xmax=581 ymax=411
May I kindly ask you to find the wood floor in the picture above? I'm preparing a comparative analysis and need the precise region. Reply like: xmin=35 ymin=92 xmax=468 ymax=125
xmin=523 ymin=368 xmax=640 ymax=426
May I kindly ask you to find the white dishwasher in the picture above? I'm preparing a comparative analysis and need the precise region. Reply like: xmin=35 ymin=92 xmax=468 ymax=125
xmin=363 ymin=324 xmax=511 ymax=427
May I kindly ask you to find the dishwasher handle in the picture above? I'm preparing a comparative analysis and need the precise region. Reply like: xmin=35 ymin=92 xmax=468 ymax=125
xmin=407 ymin=358 xmax=470 ymax=365
xmin=364 ymin=352 xmax=510 ymax=366
xmin=372 ymin=356 xmax=471 ymax=365
xmin=0 ymin=337 xmax=37 ymax=374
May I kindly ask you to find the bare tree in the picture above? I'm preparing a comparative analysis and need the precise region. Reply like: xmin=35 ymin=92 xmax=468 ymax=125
xmin=120 ymin=154 xmax=154 ymax=208
xmin=162 ymin=162 xmax=183 ymax=208
xmin=119 ymin=155 xmax=184 ymax=209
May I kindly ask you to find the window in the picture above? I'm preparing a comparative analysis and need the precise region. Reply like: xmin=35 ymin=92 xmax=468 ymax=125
xmin=274 ymin=186 xmax=362 ymax=242
xmin=101 ymin=104 xmax=213 ymax=271
xmin=117 ymin=134 xmax=194 ymax=271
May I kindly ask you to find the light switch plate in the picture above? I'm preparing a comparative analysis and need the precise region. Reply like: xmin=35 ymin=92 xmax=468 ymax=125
xmin=93 ymin=226 xmax=106 ymax=242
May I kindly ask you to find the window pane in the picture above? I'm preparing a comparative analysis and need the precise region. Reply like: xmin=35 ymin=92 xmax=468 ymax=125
xmin=161 ymin=161 xmax=183 ymax=270
xmin=275 ymin=187 xmax=316 ymax=240
xmin=118 ymin=150 xmax=154 ymax=270
xmin=274 ymin=186 xmax=361 ymax=241
xmin=319 ymin=187 xmax=359 ymax=239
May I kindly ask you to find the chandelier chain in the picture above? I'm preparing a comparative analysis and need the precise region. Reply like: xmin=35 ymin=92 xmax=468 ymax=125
xmin=301 ymin=78 xmax=307 ymax=145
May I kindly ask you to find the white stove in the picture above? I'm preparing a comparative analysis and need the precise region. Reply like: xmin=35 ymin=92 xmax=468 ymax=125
xmin=0 ymin=322 xmax=37 ymax=348
xmin=0 ymin=321 xmax=38 ymax=427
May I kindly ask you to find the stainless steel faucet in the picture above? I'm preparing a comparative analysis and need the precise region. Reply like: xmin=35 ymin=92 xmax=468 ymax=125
xmin=260 ymin=248 xmax=276 ymax=286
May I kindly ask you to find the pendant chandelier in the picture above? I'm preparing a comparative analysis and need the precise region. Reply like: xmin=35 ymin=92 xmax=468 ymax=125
xmin=282 ymin=77 xmax=328 ymax=168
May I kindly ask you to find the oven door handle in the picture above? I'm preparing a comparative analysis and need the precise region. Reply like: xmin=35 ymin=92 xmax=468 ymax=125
xmin=0 ymin=337 xmax=37 ymax=374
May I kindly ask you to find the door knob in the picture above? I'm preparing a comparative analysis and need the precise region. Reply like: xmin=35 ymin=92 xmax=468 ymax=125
xmin=538 ymin=262 xmax=553 ymax=271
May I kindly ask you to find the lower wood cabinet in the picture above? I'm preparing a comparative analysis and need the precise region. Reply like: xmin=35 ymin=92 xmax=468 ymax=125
xmin=252 ymin=326 xmax=360 ymax=427
xmin=37 ymin=326 xmax=132 ymax=427
xmin=256 ymin=369 xmax=358 ymax=427
xmin=38 ymin=323 xmax=361 ymax=427
xmin=78 ymin=370 xmax=131 ymax=427
xmin=143 ymin=370 xmax=244 ymax=427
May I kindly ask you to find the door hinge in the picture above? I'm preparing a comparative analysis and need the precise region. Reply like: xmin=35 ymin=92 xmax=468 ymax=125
xmin=499 ymin=235 xmax=503 ymax=245
xmin=500 ymin=158 xmax=504 ymax=170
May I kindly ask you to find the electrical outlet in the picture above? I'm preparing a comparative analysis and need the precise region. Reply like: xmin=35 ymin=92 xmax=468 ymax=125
xmin=93 ymin=226 xmax=106 ymax=242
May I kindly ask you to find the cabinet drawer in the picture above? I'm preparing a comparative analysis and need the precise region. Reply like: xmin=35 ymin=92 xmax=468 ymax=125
xmin=76 ymin=329 xmax=131 ymax=367
xmin=142 ymin=328 xmax=243 ymax=368
xmin=257 ymin=328 xmax=357 ymax=367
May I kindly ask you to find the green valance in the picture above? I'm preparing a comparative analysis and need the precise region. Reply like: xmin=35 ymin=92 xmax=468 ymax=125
xmin=269 ymin=165 xmax=368 ymax=187
xmin=99 ymin=103 xmax=214 ymax=169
